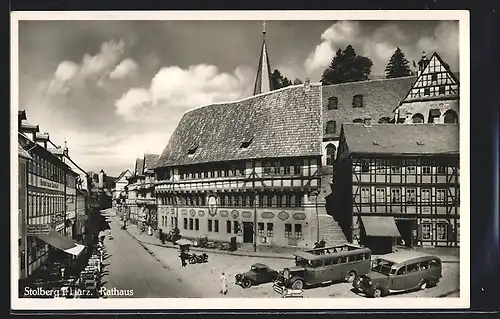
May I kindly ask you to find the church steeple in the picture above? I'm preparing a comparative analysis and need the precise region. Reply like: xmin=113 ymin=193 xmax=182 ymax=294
xmin=253 ymin=20 xmax=273 ymax=95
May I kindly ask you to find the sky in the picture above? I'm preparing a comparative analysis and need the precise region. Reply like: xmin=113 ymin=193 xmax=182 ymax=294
xmin=18 ymin=19 xmax=459 ymax=177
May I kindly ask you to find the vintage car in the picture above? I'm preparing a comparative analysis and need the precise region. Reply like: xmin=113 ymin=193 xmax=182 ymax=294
xmin=273 ymin=244 xmax=371 ymax=292
xmin=235 ymin=263 xmax=279 ymax=288
xmin=352 ymin=251 xmax=442 ymax=298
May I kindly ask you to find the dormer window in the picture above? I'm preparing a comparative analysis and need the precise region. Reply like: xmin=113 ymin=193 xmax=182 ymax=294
xmin=187 ymin=143 xmax=199 ymax=155
xmin=327 ymin=96 xmax=338 ymax=110
xmin=353 ymin=94 xmax=363 ymax=108
xmin=240 ymin=136 xmax=253 ymax=149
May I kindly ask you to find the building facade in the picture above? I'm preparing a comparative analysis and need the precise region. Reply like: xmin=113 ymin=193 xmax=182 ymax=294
xmin=333 ymin=123 xmax=460 ymax=254
xmin=138 ymin=154 xmax=159 ymax=230
xmin=113 ymin=169 xmax=132 ymax=208
xmin=18 ymin=143 xmax=32 ymax=280
xmin=153 ymin=83 xmax=329 ymax=249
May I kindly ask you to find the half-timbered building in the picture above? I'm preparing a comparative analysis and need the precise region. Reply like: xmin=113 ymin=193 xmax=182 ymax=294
xmin=153 ymin=81 xmax=335 ymax=249
xmin=333 ymin=123 xmax=460 ymax=254
xmin=125 ymin=157 xmax=144 ymax=224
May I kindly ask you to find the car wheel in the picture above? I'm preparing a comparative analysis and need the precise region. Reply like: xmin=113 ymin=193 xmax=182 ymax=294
xmin=241 ymin=279 xmax=252 ymax=289
xmin=420 ymin=280 xmax=428 ymax=290
xmin=345 ymin=271 xmax=356 ymax=283
xmin=372 ymin=288 xmax=383 ymax=298
xmin=291 ymin=278 xmax=304 ymax=290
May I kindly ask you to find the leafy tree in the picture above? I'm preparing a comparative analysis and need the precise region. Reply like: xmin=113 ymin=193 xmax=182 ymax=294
xmin=293 ymin=78 xmax=303 ymax=85
xmin=271 ymin=69 xmax=293 ymax=90
xmin=321 ymin=45 xmax=373 ymax=85
xmin=385 ymin=47 xmax=414 ymax=78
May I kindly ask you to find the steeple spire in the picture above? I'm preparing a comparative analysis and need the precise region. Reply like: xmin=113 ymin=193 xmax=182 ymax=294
xmin=253 ymin=20 xmax=272 ymax=95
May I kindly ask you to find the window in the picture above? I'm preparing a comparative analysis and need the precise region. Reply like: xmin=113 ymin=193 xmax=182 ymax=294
xmin=294 ymin=193 xmax=302 ymax=207
xmin=391 ymin=188 xmax=401 ymax=203
xmin=360 ymin=187 xmax=370 ymax=203
xmin=424 ymin=88 xmax=430 ymax=96
xmin=327 ymin=96 xmax=338 ymax=109
xmin=233 ymin=221 xmax=240 ymax=234
xmin=406 ymin=188 xmax=416 ymax=203
xmin=436 ymin=223 xmax=447 ymax=240
xmin=276 ymin=194 xmax=283 ymax=207
xmin=285 ymin=224 xmax=292 ymax=238
xmin=170 ymin=217 xmax=174 ymax=228
xmin=439 ymin=86 xmax=446 ymax=95
xmin=430 ymin=259 xmax=441 ymax=268
xmin=407 ymin=263 xmax=419 ymax=273
xmin=378 ymin=117 xmax=392 ymax=124
xmin=353 ymin=94 xmax=363 ymax=108
xmin=376 ymin=188 xmax=386 ymax=203
xmin=431 ymin=73 xmax=438 ymax=81
xmin=183 ymin=218 xmax=188 ymax=230
xmin=361 ymin=160 xmax=370 ymax=172
xmin=352 ymin=118 xmax=364 ymax=124
xmin=420 ymin=223 xmax=432 ymax=240
xmin=263 ymin=162 xmax=272 ymax=175
xmin=326 ymin=121 xmax=337 ymax=134
xmin=406 ymin=161 xmax=416 ymax=174
xmin=189 ymin=218 xmax=194 ymax=230
xmin=421 ymin=189 xmax=431 ymax=202
xmin=436 ymin=189 xmax=446 ymax=202
xmin=267 ymin=223 xmax=274 ymax=237
xmin=294 ymin=224 xmax=303 ymax=239
xmin=437 ymin=166 xmax=447 ymax=174
xmin=226 ymin=220 xmax=231 ymax=233
xmin=258 ymin=222 xmax=265 ymax=237
xmin=422 ymin=166 xmax=431 ymax=175
xmin=375 ymin=160 xmax=386 ymax=173
xmin=397 ymin=267 xmax=407 ymax=276
xmin=214 ymin=220 xmax=219 ymax=233
xmin=283 ymin=162 xmax=291 ymax=175
xmin=208 ymin=219 xmax=213 ymax=232
xmin=293 ymin=162 xmax=301 ymax=175
xmin=390 ymin=160 xmax=401 ymax=174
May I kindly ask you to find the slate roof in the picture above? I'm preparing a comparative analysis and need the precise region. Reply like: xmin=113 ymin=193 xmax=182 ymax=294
xmin=18 ymin=143 xmax=32 ymax=159
xmin=322 ymin=72 xmax=459 ymax=139
xmin=155 ymin=84 xmax=323 ymax=168
xmin=143 ymin=154 xmax=160 ymax=172
xmin=342 ymin=123 xmax=459 ymax=155
xmin=47 ymin=147 xmax=64 ymax=156
xmin=20 ymin=121 xmax=39 ymax=132
xmin=135 ymin=158 xmax=145 ymax=175
xmin=322 ymin=76 xmax=416 ymax=139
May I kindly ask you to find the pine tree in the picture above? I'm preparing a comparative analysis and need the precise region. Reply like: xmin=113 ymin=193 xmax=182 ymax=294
xmin=385 ymin=47 xmax=414 ymax=79
xmin=321 ymin=45 xmax=373 ymax=85
xmin=271 ymin=69 xmax=293 ymax=90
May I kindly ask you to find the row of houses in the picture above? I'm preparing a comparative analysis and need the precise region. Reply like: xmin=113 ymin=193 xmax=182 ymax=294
xmin=113 ymin=29 xmax=460 ymax=254
xmin=17 ymin=111 xmax=108 ymax=284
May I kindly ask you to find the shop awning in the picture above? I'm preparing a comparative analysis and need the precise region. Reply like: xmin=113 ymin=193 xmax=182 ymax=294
xmin=360 ymin=216 xmax=401 ymax=238
xmin=37 ymin=230 xmax=86 ymax=257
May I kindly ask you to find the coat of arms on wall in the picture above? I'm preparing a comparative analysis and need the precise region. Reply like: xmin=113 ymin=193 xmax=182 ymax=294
xmin=208 ymin=195 xmax=217 ymax=217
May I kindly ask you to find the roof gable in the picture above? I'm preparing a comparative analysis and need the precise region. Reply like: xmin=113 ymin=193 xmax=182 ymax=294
xmin=342 ymin=123 xmax=459 ymax=155
xmin=401 ymin=52 xmax=459 ymax=104
xmin=134 ymin=158 xmax=145 ymax=175
xmin=155 ymin=84 xmax=322 ymax=168
xmin=116 ymin=169 xmax=132 ymax=182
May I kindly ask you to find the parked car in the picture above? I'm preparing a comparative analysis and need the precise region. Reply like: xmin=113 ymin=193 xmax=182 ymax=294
xmin=235 ymin=263 xmax=279 ymax=288
xmin=273 ymin=244 xmax=371 ymax=292
xmin=108 ymin=233 xmax=113 ymax=240
xmin=352 ymin=251 xmax=442 ymax=298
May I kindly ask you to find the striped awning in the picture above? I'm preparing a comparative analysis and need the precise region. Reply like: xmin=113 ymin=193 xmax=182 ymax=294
xmin=360 ymin=216 xmax=401 ymax=238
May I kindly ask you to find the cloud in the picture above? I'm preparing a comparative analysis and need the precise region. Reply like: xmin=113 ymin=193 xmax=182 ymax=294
xmin=114 ymin=64 xmax=254 ymax=123
xmin=109 ymin=58 xmax=139 ymax=80
xmin=43 ymin=39 xmax=128 ymax=95
xmin=304 ymin=21 xmax=460 ymax=77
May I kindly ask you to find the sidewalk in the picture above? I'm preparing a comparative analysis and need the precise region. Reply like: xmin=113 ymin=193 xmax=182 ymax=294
xmin=112 ymin=213 xmax=460 ymax=263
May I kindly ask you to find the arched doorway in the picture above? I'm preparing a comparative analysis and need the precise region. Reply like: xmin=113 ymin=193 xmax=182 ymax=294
xmin=443 ymin=110 xmax=459 ymax=123
xmin=412 ymin=113 xmax=425 ymax=123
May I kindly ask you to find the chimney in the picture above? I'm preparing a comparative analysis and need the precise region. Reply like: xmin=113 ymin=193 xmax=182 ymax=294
xmin=63 ymin=139 xmax=69 ymax=157
xmin=417 ymin=52 xmax=428 ymax=77
xmin=304 ymin=78 xmax=310 ymax=92
xmin=363 ymin=118 xmax=372 ymax=127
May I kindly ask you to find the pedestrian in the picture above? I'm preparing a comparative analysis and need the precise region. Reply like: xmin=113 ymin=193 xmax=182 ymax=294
xmin=220 ymin=272 xmax=228 ymax=295
xmin=180 ymin=252 xmax=187 ymax=267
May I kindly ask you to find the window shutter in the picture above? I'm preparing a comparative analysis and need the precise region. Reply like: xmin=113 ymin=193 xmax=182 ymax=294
xmin=447 ymin=223 xmax=454 ymax=241
xmin=417 ymin=224 xmax=423 ymax=241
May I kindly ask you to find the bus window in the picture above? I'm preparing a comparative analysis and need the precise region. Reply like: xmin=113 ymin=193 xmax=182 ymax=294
xmin=430 ymin=259 xmax=441 ymax=268
xmin=331 ymin=258 xmax=339 ymax=265
xmin=324 ymin=258 xmax=334 ymax=266
xmin=363 ymin=253 xmax=370 ymax=260
xmin=338 ymin=256 xmax=347 ymax=264
xmin=311 ymin=260 xmax=322 ymax=268
xmin=407 ymin=263 xmax=419 ymax=273
xmin=419 ymin=260 xmax=430 ymax=270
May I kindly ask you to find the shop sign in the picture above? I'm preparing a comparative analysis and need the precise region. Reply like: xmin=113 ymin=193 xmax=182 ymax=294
xmin=35 ymin=176 xmax=64 ymax=191
xmin=54 ymin=220 xmax=65 ymax=232
xmin=26 ymin=224 xmax=50 ymax=236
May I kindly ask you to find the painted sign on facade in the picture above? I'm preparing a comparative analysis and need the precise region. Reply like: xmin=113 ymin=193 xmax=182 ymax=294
xmin=26 ymin=224 xmax=50 ymax=236
xmin=31 ymin=175 xmax=64 ymax=192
